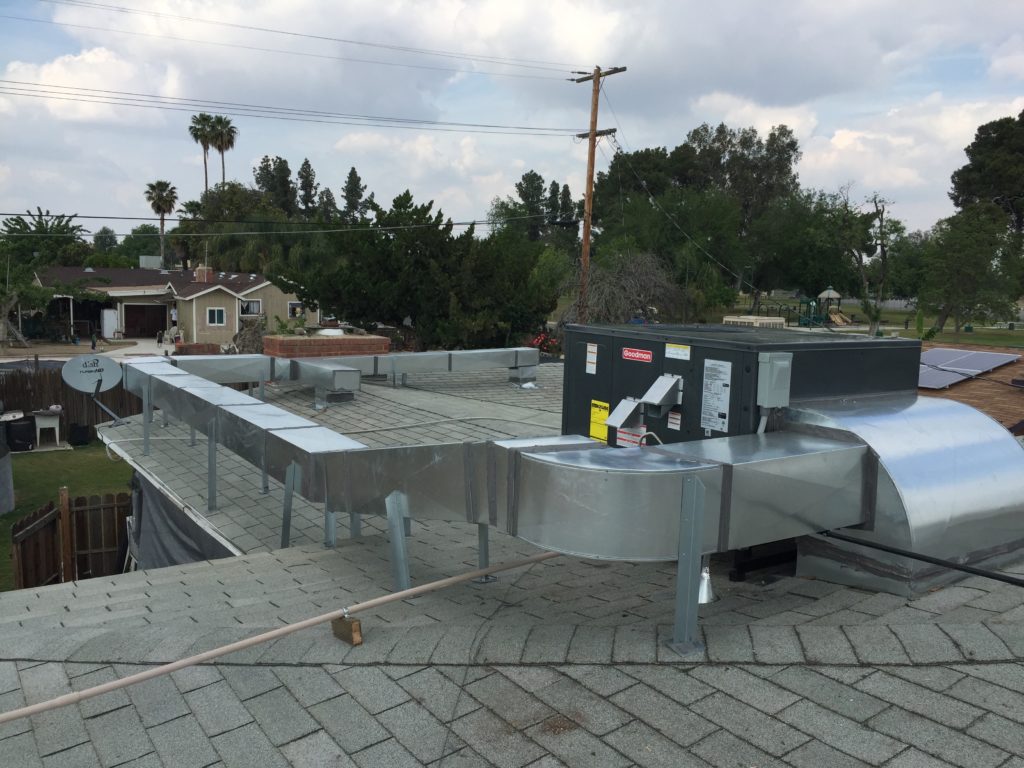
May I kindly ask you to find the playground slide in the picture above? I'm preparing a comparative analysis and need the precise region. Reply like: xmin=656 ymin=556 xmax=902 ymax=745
xmin=829 ymin=309 xmax=852 ymax=325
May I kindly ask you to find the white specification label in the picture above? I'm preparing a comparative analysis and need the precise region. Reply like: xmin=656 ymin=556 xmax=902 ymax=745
xmin=665 ymin=343 xmax=691 ymax=361
xmin=667 ymin=411 xmax=681 ymax=431
xmin=585 ymin=343 xmax=598 ymax=375
xmin=700 ymin=359 xmax=732 ymax=433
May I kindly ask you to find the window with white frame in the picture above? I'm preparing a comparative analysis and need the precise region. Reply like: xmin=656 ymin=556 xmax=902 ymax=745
xmin=239 ymin=298 xmax=262 ymax=316
xmin=287 ymin=301 xmax=305 ymax=318
xmin=207 ymin=307 xmax=226 ymax=326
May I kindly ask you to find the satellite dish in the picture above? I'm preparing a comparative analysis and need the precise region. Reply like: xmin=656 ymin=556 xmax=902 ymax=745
xmin=62 ymin=355 xmax=122 ymax=394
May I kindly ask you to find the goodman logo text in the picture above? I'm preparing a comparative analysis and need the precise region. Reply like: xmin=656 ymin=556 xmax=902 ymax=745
xmin=621 ymin=347 xmax=653 ymax=363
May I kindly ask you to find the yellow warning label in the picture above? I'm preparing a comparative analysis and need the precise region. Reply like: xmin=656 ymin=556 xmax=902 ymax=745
xmin=589 ymin=399 xmax=609 ymax=442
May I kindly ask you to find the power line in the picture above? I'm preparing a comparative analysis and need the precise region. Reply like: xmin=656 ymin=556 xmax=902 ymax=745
xmin=41 ymin=0 xmax=583 ymax=72
xmin=599 ymin=83 xmax=762 ymax=295
xmin=0 ymin=81 xmax=584 ymax=136
xmin=1 ymin=14 xmax=565 ymax=81
xmin=0 ymin=212 xmax=550 ymax=239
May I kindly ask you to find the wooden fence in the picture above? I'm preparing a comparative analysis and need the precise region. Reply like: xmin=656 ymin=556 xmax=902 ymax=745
xmin=0 ymin=366 xmax=142 ymax=435
xmin=10 ymin=488 xmax=132 ymax=589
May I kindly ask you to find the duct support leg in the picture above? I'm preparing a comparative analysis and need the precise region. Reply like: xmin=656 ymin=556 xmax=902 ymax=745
xmin=207 ymin=418 xmax=217 ymax=512
xmin=189 ymin=427 xmax=196 ymax=447
xmin=281 ymin=461 xmax=301 ymax=548
xmin=324 ymin=506 xmax=336 ymax=548
xmin=261 ymin=459 xmax=269 ymax=494
xmin=349 ymin=509 xmax=361 ymax=538
xmin=142 ymin=386 xmax=151 ymax=456
xmin=386 ymin=491 xmax=412 ymax=591
xmin=474 ymin=523 xmax=497 ymax=583
xmin=258 ymin=376 xmax=265 ymax=401
xmin=669 ymin=474 xmax=706 ymax=656
xmin=161 ymin=408 xmax=168 ymax=428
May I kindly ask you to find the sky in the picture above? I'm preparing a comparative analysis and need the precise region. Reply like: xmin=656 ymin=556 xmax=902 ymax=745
xmin=1 ymin=0 xmax=1023 ymax=245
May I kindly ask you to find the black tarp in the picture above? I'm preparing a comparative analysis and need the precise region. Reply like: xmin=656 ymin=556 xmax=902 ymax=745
xmin=130 ymin=472 xmax=234 ymax=569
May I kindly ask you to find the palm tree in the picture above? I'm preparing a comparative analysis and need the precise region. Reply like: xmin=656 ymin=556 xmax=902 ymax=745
xmin=188 ymin=113 xmax=215 ymax=193
xmin=210 ymin=115 xmax=238 ymax=185
xmin=144 ymin=180 xmax=178 ymax=268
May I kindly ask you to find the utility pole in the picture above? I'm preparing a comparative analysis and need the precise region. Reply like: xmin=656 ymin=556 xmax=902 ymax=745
xmin=574 ymin=65 xmax=625 ymax=324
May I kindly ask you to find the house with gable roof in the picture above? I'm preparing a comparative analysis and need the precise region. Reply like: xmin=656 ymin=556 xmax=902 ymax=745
xmin=34 ymin=265 xmax=318 ymax=345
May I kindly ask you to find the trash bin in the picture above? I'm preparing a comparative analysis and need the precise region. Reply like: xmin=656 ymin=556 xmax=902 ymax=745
xmin=1010 ymin=322 xmax=1015 ymax=331
xmin=69 ymin=423 xmax=91 ymax=446
xmin=7 ymin=417 xmax=35 ymax=452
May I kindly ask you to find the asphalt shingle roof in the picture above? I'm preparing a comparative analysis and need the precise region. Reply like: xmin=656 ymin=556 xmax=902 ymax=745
xmin=0 ymin=356 xmax=1022 ymax=766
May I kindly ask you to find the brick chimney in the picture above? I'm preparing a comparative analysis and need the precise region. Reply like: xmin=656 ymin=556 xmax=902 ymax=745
xmin=195 ymin=265 xmax=213 ymax=283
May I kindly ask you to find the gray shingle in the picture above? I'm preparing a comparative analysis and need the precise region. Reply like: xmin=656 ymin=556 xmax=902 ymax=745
xmin=41 ymin=742 xmax=101 ymax=768
xmin=691 ymin=692 xmax=809 ymax=756
xmin=280 ymin=729 xmax=355 ymax=768
xmin=602 ymin=720 xmax=707 ymax=768
xmin=184 ymin=680 xmax=253 ymax=737
xmin=377 ymin=699 xmax=465 ymax=762
xmin=333 ymin=666 xmax=409 ymax=714
xmin=83 ymin=706 xmax=153 ymax=768
xmin=351 ymin=737 xmax=421 ymax=768
xmin=211 ymin=721 xmax=288 ymax=768
xmin=855 ymin=670 xmax=982 ymax=728
xmin=689 ymin=664 xmax=799 ymax=714
xmin=771 ymin=666 xmax=887 ymax=722
xmin=777 ymin=699 xmax=904 ymax=765
xmin=868 ymin=707 xmax=1006 ymax=768
xmin=397 ymin=667 xmax=480 ymax=723
xmin=466 ymin=672 xmax=553 ymax=729
xmin=147 ymin=714 xmax=220 ymax=768
xmin=527 ymin=715 xmax=630 ymax=768
xmin=609 ymin=684 xmax=716 ymax=747
xmin=449 ymin=707 xmax=545 ymax=768
xmin=243 ymin=686 xmax=319 ymax=746
xmin=533 ymin=677 xmax=630 ymax=736
xmin=273 ymin=665 xmax=344 ymax=708
xmin=308 ymin=694 xmax=389 ymax=753
xmin=689 ymin=729 xmax=786 ymax=768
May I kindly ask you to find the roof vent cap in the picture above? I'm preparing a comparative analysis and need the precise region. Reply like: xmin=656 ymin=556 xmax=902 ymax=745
xmin=83 ymin=267 xmax=95 ymax=272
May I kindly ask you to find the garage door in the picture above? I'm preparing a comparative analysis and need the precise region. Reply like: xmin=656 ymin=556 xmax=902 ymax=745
xmin=123 ymin=305 xmax=167 ymax=338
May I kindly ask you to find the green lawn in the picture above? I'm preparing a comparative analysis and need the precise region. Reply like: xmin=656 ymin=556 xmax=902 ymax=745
xmin=1 ymin=442 xmax=133 ymax=591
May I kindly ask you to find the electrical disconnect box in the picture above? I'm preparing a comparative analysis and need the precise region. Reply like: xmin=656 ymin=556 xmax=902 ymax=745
xmin=561 ymin=324 xmax=921 ymax=447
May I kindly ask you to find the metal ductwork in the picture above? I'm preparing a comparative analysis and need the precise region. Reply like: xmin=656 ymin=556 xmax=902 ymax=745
xmin=114 ymin=325 xmax=1024 ymax=636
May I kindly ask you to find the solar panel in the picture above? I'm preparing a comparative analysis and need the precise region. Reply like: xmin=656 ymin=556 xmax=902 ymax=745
xmin=918 ymin=348 xmax=1019 ymax=389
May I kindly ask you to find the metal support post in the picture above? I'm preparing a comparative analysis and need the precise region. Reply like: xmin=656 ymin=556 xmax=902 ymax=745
xmin=474 ymin=523 xmax=497 ymax=583
xmin=142 ymin=386 xmax=151 ymax=456
xmin=385 ymin=491 xmax=411 ymax=591
xmin=404 ymin=516 xmax=412 ymax=537
xmin=189 ymin=427 xmax=196 ymax=447
xmin=261 ymin=458 xmax=269 ymax=494
xmin=258 ymin=376 xmax=265 ymax=401
xmin=281 ymin=461 xmax=301 ymax=548
xmin=161 ymin=408 xmax=168 ymax=428
xmin=349 ymin=509 xmax=361 ymax=538
xmin=207 ymin=418 xmax=217 ymax=512
xmin=669 ymin=474 xmax=706 ymax=656
xmin=324 ymin=506 xmax=336 ymax=548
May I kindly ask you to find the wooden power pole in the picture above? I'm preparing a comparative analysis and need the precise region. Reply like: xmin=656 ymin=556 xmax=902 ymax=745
xmin=575 ymin=65 xmax=625 ymax=324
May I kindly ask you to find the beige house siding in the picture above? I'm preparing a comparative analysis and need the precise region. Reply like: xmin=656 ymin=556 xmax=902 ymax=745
xmin=239 ymin=283 xmax=319 ymax=328
xmin=182 ymin=290 xmax=238 ymax=346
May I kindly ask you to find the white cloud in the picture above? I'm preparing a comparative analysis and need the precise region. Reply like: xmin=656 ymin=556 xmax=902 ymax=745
xmin=3 ymin=1 xmax=1024 ymax=234
xmin=691 ymin=93 xmax=819 ymax=141
xmin=989 ymin=35 xmax=1024 ymax=79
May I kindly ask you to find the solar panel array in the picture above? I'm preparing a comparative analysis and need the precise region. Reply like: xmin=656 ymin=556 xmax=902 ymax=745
xmin=918 ymin=348 xmax=1019 ymax=389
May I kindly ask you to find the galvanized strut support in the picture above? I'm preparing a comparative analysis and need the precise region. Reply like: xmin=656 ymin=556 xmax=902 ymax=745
xmin=474 ymin=523 xmax=497 ymax=583
xmin=206 ymin=417 xmax=217 ymax=512
xmin=280 ymin=461 xmax=301 ymax=548
xmin=386 ymin=491 xmax=412 ymax=591
xmin=669 ymin=474 xmax=706 ymax=656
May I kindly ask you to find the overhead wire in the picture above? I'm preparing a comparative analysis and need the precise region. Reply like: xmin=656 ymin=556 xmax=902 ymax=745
xmin=0 ymin=14 xmax=567 ymax=81
xmin=0 ymin=81 xmax=584 ymax=136
xmin=0 ymin=211 xmax=551 ymax=238
xmin=39 ymin=0 xmax=585 ymax=72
